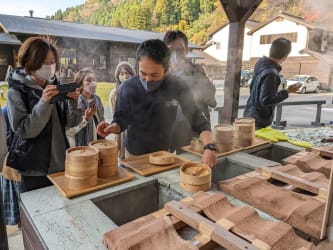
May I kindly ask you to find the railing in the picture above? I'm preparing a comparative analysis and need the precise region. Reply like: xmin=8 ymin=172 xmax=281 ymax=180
xmin=215 ymin=100 xmax=326 ymax=128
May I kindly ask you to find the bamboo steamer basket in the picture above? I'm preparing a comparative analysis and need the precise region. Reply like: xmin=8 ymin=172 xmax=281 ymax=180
xmin=89 ymin=139 xmax=118 ymax=178
xmin=149 ymin=152 xmax=175 ymax=165
xmin=190 ymin=138 xmax=204 ymax=153
xmin=214 ymin=124 xmax=235 ymax=152
xmin=65 ymin=146 xmax=99 ymax=190
xmin=234 ymin=117 xmax=255 ymax=147
xmin=180 ymin=163 xmax=211 ymax=192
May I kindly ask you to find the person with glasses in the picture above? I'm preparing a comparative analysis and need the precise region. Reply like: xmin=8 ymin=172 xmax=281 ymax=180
xmin=163 ymin=30 xmax=217 ymax=153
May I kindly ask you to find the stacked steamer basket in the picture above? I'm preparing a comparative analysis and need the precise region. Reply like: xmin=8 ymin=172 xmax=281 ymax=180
xmin=65 ymin=146 xmax=99 ymax=190
xmin=89 ymin=139 xmax=118 ymax=178
xmin=180 ymin=162 xmax=211 ymax=192
xmin=214 ymin=124 xmax=235 ymax=152
xmin=234 ymin=117 xmax=255 ymax=147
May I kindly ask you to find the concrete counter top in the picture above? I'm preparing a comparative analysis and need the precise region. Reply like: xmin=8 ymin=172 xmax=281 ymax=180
xmin=20 ymin=143 xmax=301 ymax=250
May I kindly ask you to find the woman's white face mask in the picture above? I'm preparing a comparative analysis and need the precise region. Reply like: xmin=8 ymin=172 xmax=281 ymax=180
xmin=35 ymin=64 xmax=56 ymax=81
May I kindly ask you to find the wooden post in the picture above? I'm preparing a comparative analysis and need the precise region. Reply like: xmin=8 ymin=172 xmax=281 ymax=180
xmin=222 ymin=21 xmax=245 ymax=123
xmin=219 ymin=0 xmax=263 ymax=123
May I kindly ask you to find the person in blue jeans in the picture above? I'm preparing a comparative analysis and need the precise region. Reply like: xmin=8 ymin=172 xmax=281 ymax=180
xmin=1 ymin=106 xmax=25 ymax=227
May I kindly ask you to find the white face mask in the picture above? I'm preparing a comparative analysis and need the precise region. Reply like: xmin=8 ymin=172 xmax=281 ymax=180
xmin=84 ymin=81 xmax=97 ymax=94
xmin=119 ymin=74 xmax=130 ymax=83
xmin=35 ymin=64 xmax=56 ymax=81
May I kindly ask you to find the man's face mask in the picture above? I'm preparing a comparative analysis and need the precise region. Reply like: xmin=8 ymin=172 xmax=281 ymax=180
xmin=170 ymin=50 xmax=186 ymax=66
xmin=140 ymin=78 xmax=164 ymax=92
xmin=35 ymin=64 xmax=56 ymax=81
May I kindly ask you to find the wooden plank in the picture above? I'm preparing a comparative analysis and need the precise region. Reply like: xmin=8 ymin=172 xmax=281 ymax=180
xmin=320 ymin=159 xmax=333 ymax=239
xmin=165 ymin=201 xmax=259 ymax=250
xmin=239 ymin=137 xmax=270 ymax=150
xmin=256 ymin=166 xmax=328 ymax=196
xmin=182 ymin=145 xmax=243 ymax=158
xmin=308 ymin=146 xmax=333 ymax=159
xmin=47 ymin=167 xmax=135 ymax=198
xmin=120 ymin=151 xmax=190 ymax=176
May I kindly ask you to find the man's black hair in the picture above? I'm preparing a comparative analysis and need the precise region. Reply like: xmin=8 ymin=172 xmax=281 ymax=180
xmin=136 ymin=39 xmax=170 ymax=70
xmin=269 ymin=38 xmax=292 ymax=59
xmin=163 ymin=30 xmax=189 ymax=49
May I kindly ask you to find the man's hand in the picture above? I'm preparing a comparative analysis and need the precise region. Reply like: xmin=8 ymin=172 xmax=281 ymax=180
xmin=97 ymin=122 xmax=120 ymax=137
xmin=287 ymin=83 xmax=301 ymax=93
xmin=201 ymin=149 xmax=217 ymax=168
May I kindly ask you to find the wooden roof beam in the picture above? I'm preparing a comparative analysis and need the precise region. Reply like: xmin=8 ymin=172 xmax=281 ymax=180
xmin=220 ymin=0 xmax=262 ymax=23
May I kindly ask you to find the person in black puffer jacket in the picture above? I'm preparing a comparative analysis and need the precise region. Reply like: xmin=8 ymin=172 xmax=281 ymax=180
xmin=244 ymin=38 xmax=300 ymax=129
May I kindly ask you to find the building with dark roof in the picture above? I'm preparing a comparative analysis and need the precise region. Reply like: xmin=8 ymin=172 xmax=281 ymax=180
xmin=0 ymin=14 xmax=208 ymax=82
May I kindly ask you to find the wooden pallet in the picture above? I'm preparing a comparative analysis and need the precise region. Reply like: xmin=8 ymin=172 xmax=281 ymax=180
xmin=240 ymin=137 xmax=270 ymax=150
xmin=48 ymin=167 xmax=135 ymax=198
xmin=182 ymin=145 xmax=243 ymax=158
xmin=120 ymin=151 xmax=190 ymax=176
xmin=103 ymin=192 xmax=313 ymax=250
xmin=219 ymin=171 xmax=326 ymax=238
xmin=307 ymin=146 xmax=333 ymax=159
xmin=256 ymin=165 xmax=328 ymax=198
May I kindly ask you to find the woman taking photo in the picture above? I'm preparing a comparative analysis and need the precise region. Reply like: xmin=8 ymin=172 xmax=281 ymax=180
xmin=6 ymin=37 xmax=82 ymax=191
xmin=66 ymin=68 xmax=104 ymax=146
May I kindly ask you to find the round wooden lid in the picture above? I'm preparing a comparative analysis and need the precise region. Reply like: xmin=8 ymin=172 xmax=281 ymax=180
xmin=149 ymin=152 xmax=175 ymax=165
xmin=66 ymin=146 xmax=98 ymax=157
xmin=89 ymin=139 xmax=117 ymax=149
xmin=214 ymin=124 xmax=234 ymax=132
xmin=181 ymin=163 xmax=211 ymax=177
xmin=234 ymin=117 xmax=255 ymax=124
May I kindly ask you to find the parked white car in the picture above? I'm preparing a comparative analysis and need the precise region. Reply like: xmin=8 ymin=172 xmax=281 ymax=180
xmin=286 ymin=75 xmax=320 ymax=94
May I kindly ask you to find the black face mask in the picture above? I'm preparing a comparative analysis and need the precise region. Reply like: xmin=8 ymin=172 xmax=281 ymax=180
xmin=147 ymin=79 xmax=164 ymax=92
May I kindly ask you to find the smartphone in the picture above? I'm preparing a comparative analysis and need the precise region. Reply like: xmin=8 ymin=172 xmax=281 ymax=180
xmin=88 ymin=98 xmax=96 ymax=108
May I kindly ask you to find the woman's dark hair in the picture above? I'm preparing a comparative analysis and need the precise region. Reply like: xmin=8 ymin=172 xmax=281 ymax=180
xmin=18 ymin=37 xmax=60 ymax=74
xmin=163 ymin=30 xmax=188 ymax=49
xmin=136 ymin=39 xmax=170 ymax=70
xmin=269 ymin=38 xmax=292 ymax=59
xmin=114 ymin=62 xmax=136 ymax=84
xmin=74 ymin=68 xmax=94 ymax=86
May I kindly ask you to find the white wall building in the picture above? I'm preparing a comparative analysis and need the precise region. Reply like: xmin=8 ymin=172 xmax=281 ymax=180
xmin=204 ymin=21 xmax=257 ymax=62
xmin=203 ymin=12 xmax=332 ymax=87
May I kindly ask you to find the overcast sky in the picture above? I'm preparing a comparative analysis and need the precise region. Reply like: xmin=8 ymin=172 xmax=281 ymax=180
xmin=0 ymin=0 xmax=86 ymax=18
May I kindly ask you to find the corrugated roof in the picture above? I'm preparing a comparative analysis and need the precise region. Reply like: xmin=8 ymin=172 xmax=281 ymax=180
xmin=0 ymin=14 xmax=200 ymax=48
xmin=0 ymin=33 xmax=21 ymax=45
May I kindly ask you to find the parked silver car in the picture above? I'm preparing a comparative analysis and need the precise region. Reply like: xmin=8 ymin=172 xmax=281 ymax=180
xmin=287 ymin=75 xmax=320 ymax=94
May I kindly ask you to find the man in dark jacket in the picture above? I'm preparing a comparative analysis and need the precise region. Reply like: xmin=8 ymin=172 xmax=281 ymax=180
xmin=244 ymin=38 xmax=300 ymax=129
xmin=97 ymin=39 xmax=217 ymax=167
xmin=163 ymin=30 xmax=217 ymax=152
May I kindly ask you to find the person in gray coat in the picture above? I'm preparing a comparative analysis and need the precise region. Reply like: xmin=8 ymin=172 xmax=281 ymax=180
xmin=65 ymin=68 xmax=104 ymax=147
xmin=6 ymin=37 xmax=82 ymax=191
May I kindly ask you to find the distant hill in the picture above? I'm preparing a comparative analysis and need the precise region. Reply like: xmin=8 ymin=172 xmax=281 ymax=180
xmin=51 ymin=0 xmax=332 ymax=45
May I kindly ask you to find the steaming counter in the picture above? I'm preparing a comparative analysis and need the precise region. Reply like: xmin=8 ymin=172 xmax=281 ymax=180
xmin=19 ymin=138 xmax=333 ymax=249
